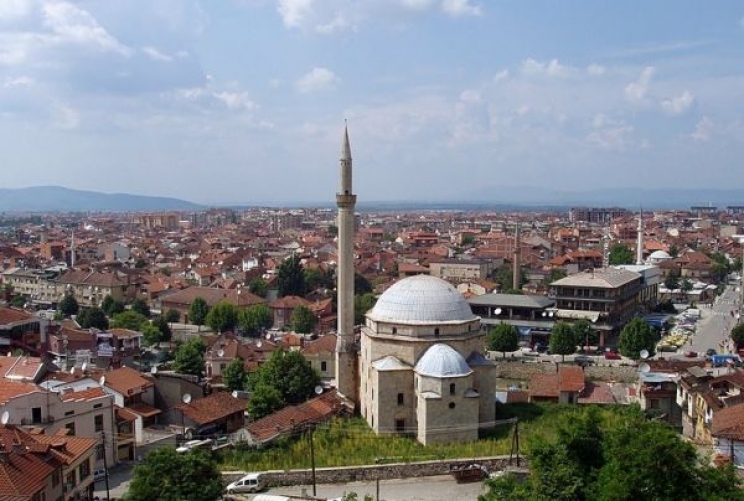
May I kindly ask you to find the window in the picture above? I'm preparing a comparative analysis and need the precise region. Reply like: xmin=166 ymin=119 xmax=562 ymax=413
xmin=64 ymin=410 xmax=74 ymax=416
xmin=449 ymin=402 xmax=456 ymax=409
xmin=94 ymin=414 xmax=104 ymax=433
xmin=79 ymin=458 xmax=90 ymax=480
xmin=321 ymin=361 xmax=327 ymax=372
xmin=397 ymin=393 xmax=404 ymax=406
xmin=395 ymin=419 xmax=405 ymax=432
xmin=93 ymin=403 xmax=102 ymax=409
xmin=65 ymin=422 xmax=76 ymax=436
xmin=96 ymin=444 xmax=104 ymax=461
xmin=434 ymin=328 xmax=440 ymax=336
xmin=392 ymin=327 xmax=397 ymax=334
xmin=449 ymin=383 xmax=456 ymax=396
xmin=52 ymin=468 xmax=61 ymax=487
xmin=32 ymin=407 xmax=42 ymax=424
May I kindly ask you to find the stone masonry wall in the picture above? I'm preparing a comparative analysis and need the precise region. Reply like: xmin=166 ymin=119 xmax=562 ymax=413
xmin=491 ymin=360 xmax=638 ymax=383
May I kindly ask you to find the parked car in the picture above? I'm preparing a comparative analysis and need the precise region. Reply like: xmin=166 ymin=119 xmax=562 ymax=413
xmin=93 ymin=469 xmax=108 ymax=482
xmin=604 ymin=351 xmax=621 ymax=360
xmin=684 ymin=350 xmax=698 ymax=358
xmin=706 ymin=348 xmax=718 ymax=358
xmin=521 ymin=347 xmax=540 ymax=356
xmin=574 ymin=355 xmax=595 ymax=366
xmin=225 ymin=473 xmax=267 ymax=494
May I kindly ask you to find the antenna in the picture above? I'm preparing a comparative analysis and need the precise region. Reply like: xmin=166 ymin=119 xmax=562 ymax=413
xmin=639 ymin=349 xmax=649 ymax=360
xmin=639 ymin=362 xmax=651 ymax=374
xmin=182 ymin=393 xmax=192 ymax=404
xmin=314 ymin=385 xmax=323 ymax=395
xmin=1 ymin=411 xmax=9 ymax=425
xmin=99 ymin=376 xmax=106 ymax=386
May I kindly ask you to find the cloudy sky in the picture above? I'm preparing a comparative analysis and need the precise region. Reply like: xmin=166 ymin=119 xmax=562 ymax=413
xmin=1 ymin=0 xmax=744 ymax=204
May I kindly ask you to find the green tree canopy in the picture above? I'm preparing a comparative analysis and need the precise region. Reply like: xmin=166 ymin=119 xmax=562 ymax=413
xmin=100 ymin=295 xmax=115 ymax=316
xmin=173 ymin=338 xmax=205 ymax=377
xmin=59 ymin=293 xmax=79 ymax=317
xmin=141 ymin=324 xmax=163 ymax=346
xmin=76 ymin=307 xmax=109 ymax=330
xmin=277 ymin=254 xmax=306 ymax=297
xmin=731 ymin=324 xmax=744 ymax=348
xmin=547 ymin=268 xmax=567 ymax=284
xmin=354 ymin=273 xmax=373 ymax=295
xmin=354 ymin=293 xmax=377 ymax=325
xmin=618 ymin=317 xmax=656 ymax=360
xmin=222 ymin=358 xmax=247 ymax=392
xmin=130 ymin=297 xmax=151 ymax=318
xmin=487 ymin=323 xmax=520 ymax=358
xmin=247 ymin=349 xmax=320 ymax=418
xmin=572 ymin=319 xmax=598 ymax=349
xmin=291 ymin=305 xmax=317 ymax=334
xmin=304 ymin=267 xmax=334 ymax=291
xmin=165 ymin=308 xmax=180 ymax=324
xmin=188 ymin=297 xmax=210 ymax=330
xmin=549 ymin=322 xmax=578 ymax=361
xmin=156 ymin=316 xmax=172 ymax=342
xmin=609 ymin=243 xmax=634 ymax=265
xmin=664 ymin=269 xmax=681 ymax=290
xmin=248 ymin=276 xmax=268 ymax=298
xmin=205 ymin=300 xmax=239 ymax=333
xmin=247 ymin=383 xmax=284 ymax=420
xmin=238 ymin=304 xmax=273 ymax=337
xmin=111 ymin=310 xmax=149 ymax=331
xmin=126 ymin=447 xmax=223 ymax=501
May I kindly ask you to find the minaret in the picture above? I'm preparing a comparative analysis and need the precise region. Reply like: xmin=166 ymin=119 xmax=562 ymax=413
xmin=635 ymin=209 xmax=644 ymax=265
xmin=512 ymin=222 xmax=521 ymax=290
xmin=70 ymin=230 xmax=76 ymax=269
xmin=335 ymin=123 xmax=358 ymax=404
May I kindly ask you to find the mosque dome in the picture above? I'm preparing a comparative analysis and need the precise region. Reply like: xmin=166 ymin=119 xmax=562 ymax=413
xmin=367 ymin=275 xmax=476 ymax=324
xmin=415 ymin=343 xmax=473 ymax=378
xmin=649 ymin=250 xmax=672 ymax=261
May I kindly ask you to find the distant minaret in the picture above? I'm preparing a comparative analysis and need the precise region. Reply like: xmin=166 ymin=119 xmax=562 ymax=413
xmin=512 ymin=222 xmax=521 ymax=290
xmin=335 ymin=123 xmax=358 ymax=404
xmin=602 ymin=225 xmax=610 ymax=269
xmin=636 ymin=208 xmax=644 ymax=265
xmin=70 ymin=230 xmax=76 ymax=269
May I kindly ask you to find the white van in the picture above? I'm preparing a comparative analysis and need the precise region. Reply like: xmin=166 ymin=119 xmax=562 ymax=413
xmin=251 ymin=496 xmax=291 ymax=501
xmin=225 ymin=472 xmax=267 ymax=494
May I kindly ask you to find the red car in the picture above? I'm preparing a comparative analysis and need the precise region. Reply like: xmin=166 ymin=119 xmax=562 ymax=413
xmin=684 ymin=350 xmax=698 ymax=358
xmin=604 ymin=351 xmax=621 ymax=360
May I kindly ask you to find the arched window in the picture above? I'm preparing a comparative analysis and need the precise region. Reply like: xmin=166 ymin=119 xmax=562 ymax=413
xmin=449 ymin=383 xmax=456 ymax=396
xmin=434 ymin=328 xmax=440 ymax=336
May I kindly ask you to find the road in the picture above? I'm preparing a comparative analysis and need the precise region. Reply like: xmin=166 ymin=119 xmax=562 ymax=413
xmin=688 ymin=285 xmax=739 ymax=355
xmin=93 ymin=464 xmax=132 ymax=500
xmin=258 ymin=475 xmax=487 ymax=501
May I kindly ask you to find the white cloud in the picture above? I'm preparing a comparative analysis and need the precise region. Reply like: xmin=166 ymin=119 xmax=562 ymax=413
xmin=0 ymin=0 xmax=32 ymax=21
xmin=691 ymin=116 xmax=712 ymax=141
xmin=53 ymin=103 xmax=80 ymax=130
xmin=521 ymin=58 xmax=569 ymax=78
xmin=277 ymin=0 xmax=314 ymax=29
xmin=587 ymin=64 xmax=605 ymax=76
xmin=493 ymin=69 xmax=509 ymax=82
xmin=459 ymin=89 xmax=481 ymax=102
xmin=296 ymin=67 xmax=340 ymax=93
xmin=587 ymin=114 xmax=633 ymax=150
xmin=42 ymin=1 xmax=132 ymax=56
xmin=440 ymin=0 xmax=482 ymax=17
xmin=3 ymin=75 xmax=33 ymax=88
xmin=660 ymin=90 xmax=694 ymax=116
xmin=142 ymin=46 xmax=173 ymax=62
xmin=624 ymin=66 xmax=654 ymax=102
xmin=213 ymin=91 xmax=257 ymax=111
xmin=315 ymin=14 xmax=350 ymax=34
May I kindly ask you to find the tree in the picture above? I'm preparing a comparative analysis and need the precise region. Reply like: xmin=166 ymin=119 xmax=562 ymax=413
xmin=173 ymin=338 xmax=205 ymax=377
xmin=618 ymin=317 xmax=656 ymax=360
xmin=354 ymin=293 xmax=377 ymax=325
xmin=681 ymin=278 xmax=693 ymax=293
xmin=165 ymin=308 xmax=180 ymax=324
xmin=549 ymin=322 xmax=578 ymax=362
xmin=126 ymin=447 xmax=223 ymax=501
xmin=134 ymin=257 xmax=148 ymax=269
xmin=101 ymin=295 xmax=125 ymax=316
xmin=247 ymin=383 xmax=284 ymax=419
xmin=248 ymin=276 xmax=268 ymax=298
xmin=156 ymin=316 xmax=172 ymax=342
xmin=77 ymin=307 xmax=109 ymax=330
xmin=354 ymin=273 xmax=373 ymax=295
xmin=131 ymin=297 xmax=151 ymax=318
xmin=487 ymin=323 xmax=520 ymax=358
xmin=188 ymin=297 xmax=210 ymax=331
xmin=664 ymin=269 xmax=681 ymax=290
xmin=304 ymin=268 xmax=334 ymax=291
xmin=205 ymin=300 xmax=239 ymax=333
xmin=731 ymin=324 xmax=744 ymax=348
xmin=572 ymin=319 xmax=598 ymax=350
xmin=222 ymin=358 xmax=247 ymax=392
xmin=111 ymin=310 xmax=149 ymax=331
xmin=608 ymin=243 xmax=634 ymax=265
xmin=59 ymin=293 xmax=79 ymax=317
xmin=141 ymin=324 xmax=163 ymax=346
xmin=547 ymin=268 xmax=567 ymax=284
xmin=247 ymin=349 xmax=320 ymax=418
xmin=277 ymin=254 xmax=306 ymax=297
xmin=328 ymin=224 xmax=338 ymax=236
xmin=291 ymin=305 xmax=317 ymax=334
xmin=238 ymin=304 xmax=273 ymax=337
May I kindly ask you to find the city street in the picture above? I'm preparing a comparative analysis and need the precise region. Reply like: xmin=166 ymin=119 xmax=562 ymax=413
xmin=687 ymin=285 xmax=739 ymax=356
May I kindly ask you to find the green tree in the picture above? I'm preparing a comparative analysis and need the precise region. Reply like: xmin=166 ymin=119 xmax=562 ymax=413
xmin=205 ymin=300 xmax=239 ymax=333
xmin=461 ymin=234 xmax=476 ymax=246
xmin=111 ymin=310 xmax=149 ymax=331
xmin=618 ymin=317 xmax=656 ymax=360
xmin=354 ymin=293 xmax=377 ymax=325
xmin=131 ymin=297 xmax=151 ymax=318
xmin=126 ymin=447 xmax=223 ymax=501
xmin=664 ymin=269 xmax=681 ymax=290
xmin=277 ymin=254 xmax=306 ymax=297
xmin=238 ymin=304 xmax=273 ymax=337
xmin=549 ymin=322 xmax=578 ymax=362
xmin=291 ymin=305 xmax=317 ymax=334
xmin=188 ymin=297 xmax=210 ymax=331
xmin=165 ymin=308 xmax=180 ymax=324
xmin=59 ymin=293 xmax=79 ymax=317
xmin=222 ymin=358 xmax=247 ymax=392
xmin=487 ymin=323 xmax=520 ymax=358
xmin=248 ymin=276 xmax=268 ymax=298
xmin=304 ymin=268 xmax=334 ymax=291
xmin=77 ymin=307 xmax=109 ymax=330
xmin=572 ymin=319 xmax=598 ymax=350
xmin=547 ymin=268 xmax=567 ymax=284
xmin=156 ymin=316 xmax=172 ymax=342
xmin=101 ymin=295 xmax=115 ymax=316
xmin=247 ymin=349 xmax=320 ymax=418
xmin=608 ymin=243 xmax=634 ymax=265
xmin=681 ymin=278 xmax=693 ymax=293
xmin=10 ymin=295 xmax=25 ymax=308
xmin=328 ymin=224 xmax=338 ymax=236
xmin=247 ymin=383 xmax=284 ymax=419
xmin=731 ymin=324 xmax=744 ymax=348
xmin=141 ymin=324 xmax=163 ymax=346
xmin=354 ymin=273 xmax=373 ymax=295
xmin=173 ymin=338 xmax=205 ymax=377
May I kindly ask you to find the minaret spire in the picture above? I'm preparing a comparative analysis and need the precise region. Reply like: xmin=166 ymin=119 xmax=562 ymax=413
xmin=636 ymin=207 xmax=644 ymax=265
xmin=70 ymin=229 xmax=76 ymax=269
xmin=335 ymin=122 xmax=359 ymax=405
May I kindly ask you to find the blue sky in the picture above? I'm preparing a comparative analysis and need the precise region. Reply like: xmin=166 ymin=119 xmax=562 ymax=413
xmin=1 ymin=1 xmax=743 ymax=204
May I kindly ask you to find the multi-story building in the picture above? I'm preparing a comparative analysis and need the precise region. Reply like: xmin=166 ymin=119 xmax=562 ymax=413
xmin=429 ymin=258 xmax=493 ymax=283
xmin=468 ymin=293 xmax=555 ymax=348
xmin=569 ymin=207 xmax=631 ymax=224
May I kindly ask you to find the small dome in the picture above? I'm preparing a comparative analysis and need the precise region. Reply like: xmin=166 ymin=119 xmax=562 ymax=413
xmin=368 ymin=275 xmax=476 ymax=324
xmin=415 ymin=344 xmax=472 ymax=378
xmin=649 ymin=250 xmax=671 ymax=260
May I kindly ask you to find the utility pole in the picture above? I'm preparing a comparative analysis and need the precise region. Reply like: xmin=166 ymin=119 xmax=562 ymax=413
xmin=309 ymin=427 xmax=316 ymax=497
xmin=101 ymin=432 xmax=110 ymax=501
xmin=509 ymin=418 xmax=521 ymax=467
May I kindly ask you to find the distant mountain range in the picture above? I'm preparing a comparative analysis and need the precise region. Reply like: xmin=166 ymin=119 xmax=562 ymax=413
xmin=1 ymin=185 xmax=742 ymax=212
xmin=0 ymin=186 xmax=203 ymax=212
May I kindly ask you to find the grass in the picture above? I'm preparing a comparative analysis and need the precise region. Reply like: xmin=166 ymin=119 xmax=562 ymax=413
xmin=219 ymin=403 xmax=604 ymax=472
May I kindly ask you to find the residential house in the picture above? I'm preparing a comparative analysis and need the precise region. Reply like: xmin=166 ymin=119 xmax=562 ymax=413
xmin=176 ymin=392 xmax=246 ymax=440
xmin=301 ymin=334 xmax=337 ymax=385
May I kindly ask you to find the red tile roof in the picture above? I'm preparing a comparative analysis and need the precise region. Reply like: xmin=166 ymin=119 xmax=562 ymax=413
xmin=0 ymin=307 xmax=34 ymax=326
xmin=0 ymin=426 xmax=56 ymax=498
xmin=529 ymin=373 xmax=559 ymax=399
xmin=302 ymin=334 xmax=337 ymax=356
xmin=559 ymin=366 xmax=585 ymax=393
xmin=32 ymin=433 xmax=97 ymax=466
xmin=712 ymin=404 xmax=744 ymax=440
xmin=103 ymin=366 xmax=153 ymax=396
xmin=578 ymin=382 xmax=616 ymax=404
xmin=59 ymin=387 xmax=108 ymax=402
xmin=178 ymin=392 xmax=246 ymax=425
xmin=0 ymin=380 xmax=39 ymax=405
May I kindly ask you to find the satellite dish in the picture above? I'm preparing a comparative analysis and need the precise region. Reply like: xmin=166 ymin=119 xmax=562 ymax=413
xmin=640 ymin=349 xmax=650 ymax=360
xmin=549 ymin=311 xmax=554 ymax=318
xmin=182 ymin=393 xmax=192 ymax=404
xmin=151 ymin=366 xmax=158 ymax=375
xmin=639 ymin=363 xmax=651 ymax=374
xmin=81 ymin=362 xmax=88 ymax=373
xmin=256 ymin=341 xmax=262 ymax=348
xmin=217 ymin=349 xmax=224 ymax=357
xmin=542 ymin=311 xmax=547 ymax=317
xmin=0 ymin=411 xmax=9 ymax=425
xmin=314 ymin=385 xmax=323 ymax=395
xmin=231 ymin=390 xmax=238 ymax=398
xmin=6 ymin=352 xmax=11 ymax=357
xmin=494 ymin=308 xmax=502 ymax=316
xmin=265 ymin=333 xmax=272 ymax=340
xmin=99 ymin=376 xmax=106 ymax=386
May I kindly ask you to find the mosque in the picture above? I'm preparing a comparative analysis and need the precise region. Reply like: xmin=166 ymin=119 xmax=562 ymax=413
xmin=334 ymin=127 xmax=496 ymax=445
